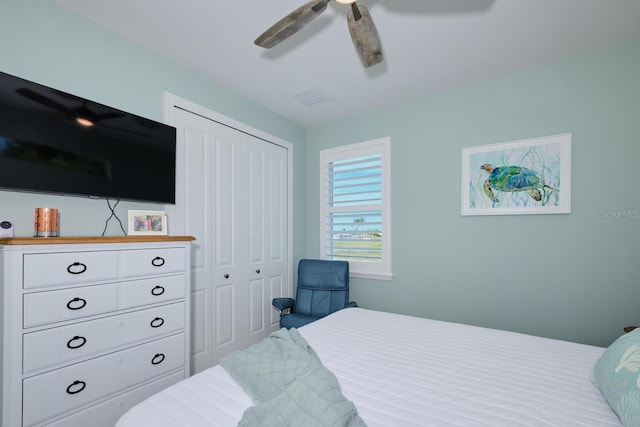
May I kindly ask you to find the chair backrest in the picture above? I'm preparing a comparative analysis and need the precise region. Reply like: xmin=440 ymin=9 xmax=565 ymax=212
xmin=294 ymin=259 xmax=349 ymax=318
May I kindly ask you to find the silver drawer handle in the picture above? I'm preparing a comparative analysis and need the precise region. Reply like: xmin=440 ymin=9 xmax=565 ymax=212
xmin=66 ymin=380 xmax=86 ymax=395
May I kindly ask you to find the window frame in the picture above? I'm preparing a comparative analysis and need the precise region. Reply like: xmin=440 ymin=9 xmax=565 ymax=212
xmin=319 ymin=137 xmax=392 ymax=280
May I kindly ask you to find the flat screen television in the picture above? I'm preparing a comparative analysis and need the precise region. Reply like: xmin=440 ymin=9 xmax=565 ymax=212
xmin=0 ymin=71 xmax=176 ymax=204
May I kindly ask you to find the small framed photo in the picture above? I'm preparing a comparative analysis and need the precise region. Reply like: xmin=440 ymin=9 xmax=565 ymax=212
xmin=127 ymin=210 xmax=168 ymax=235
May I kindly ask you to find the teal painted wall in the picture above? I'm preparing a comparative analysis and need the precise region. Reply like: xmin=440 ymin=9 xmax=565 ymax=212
xmin=306 ymin=40 xmax=640 ymax=347
xmin=0 ymin=2 xmax=307 ymax=262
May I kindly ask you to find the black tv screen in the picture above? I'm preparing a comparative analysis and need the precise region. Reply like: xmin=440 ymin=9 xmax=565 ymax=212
xmin=0 ymin=71 xmax=176 ymax=203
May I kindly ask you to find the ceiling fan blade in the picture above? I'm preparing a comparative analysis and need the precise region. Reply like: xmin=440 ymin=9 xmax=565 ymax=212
xmin=255 ymin=0 xmax=330 ymax=49
xmin=15 ymin=88 xmax=72 ymax=114
xmin=347 ymin=3 xmax=383 ymax=68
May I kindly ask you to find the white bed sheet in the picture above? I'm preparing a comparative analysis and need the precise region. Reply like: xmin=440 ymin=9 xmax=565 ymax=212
xmin=116 ymin=308 xmax=620 ymax=426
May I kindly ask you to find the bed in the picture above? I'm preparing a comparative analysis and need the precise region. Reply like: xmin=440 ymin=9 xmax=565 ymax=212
xmin=115 ymin=308 xmax=633 ymax=426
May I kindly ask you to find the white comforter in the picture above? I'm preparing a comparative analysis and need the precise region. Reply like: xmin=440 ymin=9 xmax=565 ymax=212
xmin=116 ymin=308 xmax=621 ymax=426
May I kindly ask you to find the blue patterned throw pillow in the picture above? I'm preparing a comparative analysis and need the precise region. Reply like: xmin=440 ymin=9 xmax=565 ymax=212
xmin=593 ymin=329 xmax=640 ymax=426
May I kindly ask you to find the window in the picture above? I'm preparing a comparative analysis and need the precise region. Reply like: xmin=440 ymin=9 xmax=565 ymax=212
xmin=320 ymin=137 xmax=392 ymax=280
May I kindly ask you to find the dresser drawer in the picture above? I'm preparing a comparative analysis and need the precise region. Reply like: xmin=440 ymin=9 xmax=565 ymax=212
xmin=120 ymin=275 xmax=186 ymax=308
xmin=23 ymin=333 xmax=185 ymax=426
xmin=23 ymin=251 xmax=119 ymax=289
xmin=44 ymin=372 xmax=184 ymax=427
xmin=23 ymin=302 xmax=186 ymax=374
xmin=120 ymin=248 xmax=186 ymax=278
xmin=23 ymin=283 xmax=119 ymax=328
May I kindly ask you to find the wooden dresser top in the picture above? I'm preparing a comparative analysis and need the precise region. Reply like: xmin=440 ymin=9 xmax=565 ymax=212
xmin=0 ymin=236 xmax=195 ymax=245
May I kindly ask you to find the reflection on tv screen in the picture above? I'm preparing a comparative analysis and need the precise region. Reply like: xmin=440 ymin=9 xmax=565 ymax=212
xmin=0 ymin=137 xmax=109 ymax=178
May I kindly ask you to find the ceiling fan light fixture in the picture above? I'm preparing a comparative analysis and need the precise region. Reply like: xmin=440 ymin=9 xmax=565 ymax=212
xmin=335 ymin=0 xmax=356 ymax=4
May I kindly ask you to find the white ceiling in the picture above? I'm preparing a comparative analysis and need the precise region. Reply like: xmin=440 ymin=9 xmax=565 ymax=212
xmin=54 ymin=0 xmax=640 ymax=127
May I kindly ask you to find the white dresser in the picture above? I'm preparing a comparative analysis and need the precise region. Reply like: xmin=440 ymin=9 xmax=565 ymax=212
xmin=0 ymin=236 xmax=194 ymax=427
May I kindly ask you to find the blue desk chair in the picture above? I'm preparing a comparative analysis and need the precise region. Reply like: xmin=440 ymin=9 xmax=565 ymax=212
xmin=272 ymin=259 xmax=357 ymax=329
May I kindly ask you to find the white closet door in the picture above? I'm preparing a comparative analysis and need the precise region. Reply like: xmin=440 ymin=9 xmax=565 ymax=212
xmin=172 ymin=106 xmax=289 ymax=373
xmin=174 ymin=108 xmax=243 ymax=373
xmin=209 ymin=123 xmax=245 ymax=366
xmin=242 ymin=134 xmax=289 ymax=348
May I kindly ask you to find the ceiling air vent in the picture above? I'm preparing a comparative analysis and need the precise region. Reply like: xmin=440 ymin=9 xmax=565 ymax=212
xmin=290 ymin=86 xmax=334 ymax=107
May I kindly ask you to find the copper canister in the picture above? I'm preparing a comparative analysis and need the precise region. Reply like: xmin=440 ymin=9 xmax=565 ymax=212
xmin=34 ymin=208 xmax=59 ymax=237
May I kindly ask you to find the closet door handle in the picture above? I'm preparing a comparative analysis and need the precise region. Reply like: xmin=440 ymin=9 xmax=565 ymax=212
xmin=66 ymin=262 xmax=87 ymax=275
xmin=223 ymin=274 xmax=230 ymax=279
xmin=255 ymin=269 xmax=261 ymax=274
xmin=66 ymin=336 xmax=87 ymax=349
xmin=66 ymin=297 xmax=87 ymax=311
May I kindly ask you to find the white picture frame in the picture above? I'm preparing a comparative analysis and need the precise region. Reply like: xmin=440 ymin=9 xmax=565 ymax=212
xmin=127 ymin=210 xmax=168 ymax=235
xmin=461 ymin=133 xmax=571 ymax=216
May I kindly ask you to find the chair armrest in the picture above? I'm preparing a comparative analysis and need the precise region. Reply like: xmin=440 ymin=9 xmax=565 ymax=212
xmin=272 ymin=297 xmax=295 ymax=313
xmin=346 ymin=301 xmax=358 ymax=308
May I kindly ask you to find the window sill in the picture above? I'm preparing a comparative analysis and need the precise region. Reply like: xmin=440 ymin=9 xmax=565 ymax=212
xmin=349 ymin=271 xmax=394 ymax=281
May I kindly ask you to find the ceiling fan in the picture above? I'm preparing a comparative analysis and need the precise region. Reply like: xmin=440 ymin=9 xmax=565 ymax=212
xmin=254 ymin=0 xmax=383 ymax=68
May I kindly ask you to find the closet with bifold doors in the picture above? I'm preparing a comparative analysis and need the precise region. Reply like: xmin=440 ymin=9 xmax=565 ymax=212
xmin=168 ymin=99 xmax=292 ymax=373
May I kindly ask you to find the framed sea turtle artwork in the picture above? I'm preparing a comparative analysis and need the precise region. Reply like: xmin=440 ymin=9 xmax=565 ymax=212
xmin=461 ymin=133 xmax=571 ymax=215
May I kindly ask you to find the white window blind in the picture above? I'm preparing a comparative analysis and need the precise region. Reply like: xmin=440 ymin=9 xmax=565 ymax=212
xmin=320 ymin=137 xmax=392 ymax=280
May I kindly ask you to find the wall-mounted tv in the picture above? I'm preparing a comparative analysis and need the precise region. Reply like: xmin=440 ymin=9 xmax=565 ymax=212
xmin=0 ymin=71 xmax=176 ymax=204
